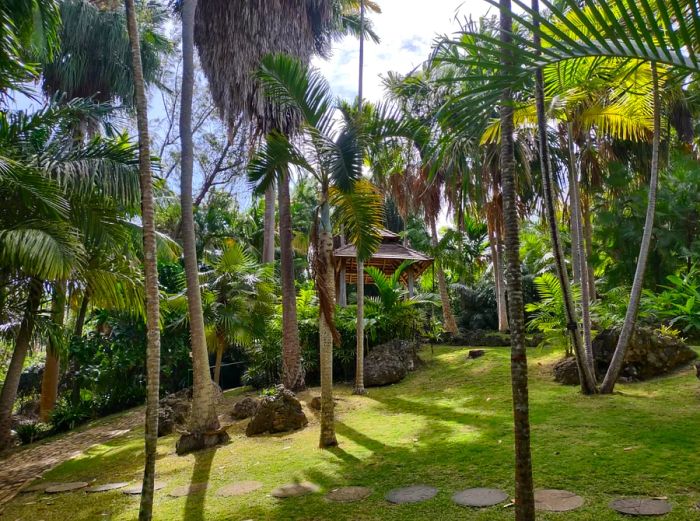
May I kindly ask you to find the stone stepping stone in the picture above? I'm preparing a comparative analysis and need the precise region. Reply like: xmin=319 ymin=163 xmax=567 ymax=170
xmin=22 ymin=482 xmax=62 ymax=493
xmin=215 ymin=481 xmax=264 ymax=497
xmin=122 ymin=481 xmax=166 ymax=495
xmin=535 ymin=489 xmax=584 ymax=512
xmin=85 ymin=482 xmax=130 ymax=493
xmin=168 ymin=483 xmax=208 ymax=497
xmin=610 ymin=498 xmax=672 ymax=516
xmin=452 ymin=488 xmax=508 ymax=507
xmin=45 ymin=482 xmax=89 ymax=494
xmin=385 ymin=485 xmax=438 ymax=504
xmin=271 ymin=482 xmax=320 ymax=498
xmin=326 ymin=486 xmax=372 ymax=503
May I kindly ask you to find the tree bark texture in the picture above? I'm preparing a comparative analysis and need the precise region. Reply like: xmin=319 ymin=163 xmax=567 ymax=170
xmin=531 ymin=0 xmax=597 ymax=395
xmin=318 ymin=197 xmax=337 ymax=448
xmin=126 ymin=0 xmax=162 ymax=518
xmin=263 ymin=185 xmax=276 ymax=263
xmin=40 ymin=283 xmax=66 ymax=422
xmin=179 ymin=0 xmax=219 ymax=436
xmin=279 ymin=168 xmax=304 ymax=391
xmin=0 ymin=279 xmax=43 ymax=451
xmin=431 ymin=220 xmax=458 ymax=335
xmin=601 ymin=64 xmax=661 ymax=394
xmin=353 ymin=259 xmax=365 ymax=395
xmin=500 ymin=1 xmax=535 ymax=518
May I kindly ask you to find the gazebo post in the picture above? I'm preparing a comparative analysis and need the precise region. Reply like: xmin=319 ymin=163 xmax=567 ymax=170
xmin=354 ymin=259 xmax=365 ymax=394
xmin=408 ymin=268 xmax=415 ymax=298
xmin=338 ymin=259 xmax=347 ymax=307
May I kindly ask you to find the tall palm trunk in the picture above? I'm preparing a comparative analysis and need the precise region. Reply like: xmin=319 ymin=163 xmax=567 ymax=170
xmin=353 ymin=0 xmax=366 ymax=396
xmin=70 ymin=289 xmax=90 ymax=405
xmin=318 ymin=193 xmax=337 ymax=448
xmin=279 ymin=167 xmax=304 ymax=391
xmin=531 ymin=0 xmax=597 ymax=395
xmin=567 ymin=123 xmax=595 ymax=378
xmin=262 ymin=185 xmax=276 ymax=263
xmin=0 ymin=279 xmax=43 ymax=451
xmin=125 ymin=1 xmax=161 ymax=518
xmin=487 ymin=217 xmax=509 ymax=331
xmin=179 ymin=0 xmax=219 ymax=436
xmin=40 ymin=283 xmax=66 ymax=421
xmin=354 ymin=259 xmax=365 ymax=395
xmin=431 ymin=220 xmax=458 ymax=335
xmin=213 ymin=345 xmax=223 ymax=387
xmin=601 ymin=63 xmax=661 ymax=394
xmin=500 ymin=1 xmax=534 ymax=518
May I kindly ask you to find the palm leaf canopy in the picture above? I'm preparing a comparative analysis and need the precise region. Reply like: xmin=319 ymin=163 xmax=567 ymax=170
xmin=41 ymin=0 xmax=169 ymax=106
xmin=434 ymin=0 xmax=700 ymax=141
xmin=194 ymin=0 xmax=337 ymax=133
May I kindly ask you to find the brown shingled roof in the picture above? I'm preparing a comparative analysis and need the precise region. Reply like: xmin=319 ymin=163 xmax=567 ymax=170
xmin=333 ymin=230 xmax=433 ymax=285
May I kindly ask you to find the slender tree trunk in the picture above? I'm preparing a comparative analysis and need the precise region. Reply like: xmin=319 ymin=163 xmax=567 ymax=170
xmin=601 ymin=63 xmax=661 ymax=394
xmin=570 ymin=179 xmax=582 ymax=285
xmin=70 ymin=290 xmax=89 ymax=405
xmin=531 ymin=0 xmax=597 ymax=395
xmin=431 ymin=220 xmax=458 ymax=335
xmin=500 ymin=2 xmax=535 ymax=518
xmin=0 ymin=279 xmax=42 ymax=450
xmin=179 ymin=0 xmax=219 ymax=436
xmin=263 ymin=185 xmax=276 ymax=263
xmin=126 ymin=1 xmax=162 ymax=518
xmin=354 ymin=259 xmax=365 ymax=395
xmin=318 ymin=194 xmax=337 ymax=448
xmin=40 ymin=283 xmax=66 ymax=422
xmin=567 ymin=123 xmax=595 ymax=379
xmin=213 ymin=345 xmax=223 ymax=387
xmin=279 ymin=167 xmax=304 ymax=391
xmin=492 ymin=223 xmax=509 ymax=332
xmin=582 ymin=193 xmax=596 ymax=298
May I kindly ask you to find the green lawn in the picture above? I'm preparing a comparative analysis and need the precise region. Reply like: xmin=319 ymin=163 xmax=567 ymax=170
xmin=5 ymin=345 xmax=700 ymax=520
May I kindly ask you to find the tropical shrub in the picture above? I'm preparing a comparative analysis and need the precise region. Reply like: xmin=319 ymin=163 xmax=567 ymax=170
xmin=643 ymin=266 xmax=700 ymax=337
xmin=525 ymin=273 xmax=580 ymax=348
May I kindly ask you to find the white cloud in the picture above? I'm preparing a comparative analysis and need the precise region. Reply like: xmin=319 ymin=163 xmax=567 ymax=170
xmin=314 ymin=0 xmax=490 ymax=103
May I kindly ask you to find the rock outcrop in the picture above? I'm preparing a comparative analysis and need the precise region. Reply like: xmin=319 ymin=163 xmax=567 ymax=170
xmin=246 ymin=386 xmax=308 ymax=436
xmin=364 ymin=340 xmax=422 ymax=387
xmin=554 ymin=326 xmax=697 ymax=385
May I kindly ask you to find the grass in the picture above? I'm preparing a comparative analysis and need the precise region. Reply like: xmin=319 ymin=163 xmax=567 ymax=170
xmin=4 ymin=344 xmax=700 ymax=520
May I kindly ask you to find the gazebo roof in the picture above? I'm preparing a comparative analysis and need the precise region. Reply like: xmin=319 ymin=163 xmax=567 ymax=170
xmin=333 ymin=229 xmax=433 ymax=285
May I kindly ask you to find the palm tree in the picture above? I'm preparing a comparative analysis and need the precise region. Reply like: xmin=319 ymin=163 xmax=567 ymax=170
xmin=484 ymin=0 xmax=700 ymax=392
xmin=177 ymin=0 xmax=221 ymax=449
xmin=194 ymin=0 xmax=377 ymax=392
xmin=0 ymin=100 xmax=144 ymax=449
xmin=125 ymin=0 xmax=161 ymax=518
xmin=251 ymin=54 xmax=383 ymax=448
xmin=200 ymin=243 xmax=276 ymax=386
xmin=499 ymin=0 xmax=535 ymax=518
xmin=0 ymin=0 xmax=60 ymax=96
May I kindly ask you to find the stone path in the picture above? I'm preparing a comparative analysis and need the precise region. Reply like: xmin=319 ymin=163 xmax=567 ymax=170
xmin=0 ymin=408 xmax=143 ymax=511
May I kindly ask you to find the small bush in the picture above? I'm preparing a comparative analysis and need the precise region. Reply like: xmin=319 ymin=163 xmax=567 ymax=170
xmin=51 ymin=398 xmax=94 ymax=433
xmin=15 ymin=421 xmax=53 ymax=444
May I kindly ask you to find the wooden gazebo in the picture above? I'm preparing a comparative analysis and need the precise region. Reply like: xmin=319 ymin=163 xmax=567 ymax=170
xmin=333 ymin=229 xmax=433 ymax=301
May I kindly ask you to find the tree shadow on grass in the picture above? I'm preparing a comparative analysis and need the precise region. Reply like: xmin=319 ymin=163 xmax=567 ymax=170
xmin=182 ymin=446 xmax=218 ymax=521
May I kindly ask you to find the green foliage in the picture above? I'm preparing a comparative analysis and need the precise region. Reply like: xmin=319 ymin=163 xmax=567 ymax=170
xmin=14 ymin=421 xmax=52 ymax=445
xmin=525 ymin=273 xmax=579 ymax=346
xmin=643 ymin=266 xmax=700 ymax=336
xmin=50 ymin=398 xmax=93 ymax=433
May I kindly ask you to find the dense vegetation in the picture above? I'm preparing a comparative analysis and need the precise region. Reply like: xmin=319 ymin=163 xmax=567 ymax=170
xmin=1 ymin=1 xmax=700 ymax=520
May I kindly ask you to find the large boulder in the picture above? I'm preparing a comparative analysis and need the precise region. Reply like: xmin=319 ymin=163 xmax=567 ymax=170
xmin=554 ymin=327 xmax=697 ymax=385
xmin=17 ymin=365 xmax=44 ymax=397
xmin=232 ymin=397 xmax=260 ymax=420
xmin=553 ymin=357 xmax=580 ymax=385
xmin=592 ymin=327 xmax=697 ymax=381
xmin=157 ymin=389 xmax=191 ymax=437
xmin=246 ymin=386 xmax=308 ymax=436
xmin=364 ymin=340 xmax=422 ymax=387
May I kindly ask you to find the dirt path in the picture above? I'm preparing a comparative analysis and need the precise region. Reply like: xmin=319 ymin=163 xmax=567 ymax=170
xmin=0 ymin=408 xmax=143 ymax=511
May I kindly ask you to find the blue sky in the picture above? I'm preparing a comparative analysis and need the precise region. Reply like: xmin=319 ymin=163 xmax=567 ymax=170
xmin=314 ymin=0 xmax=490 ymax=103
